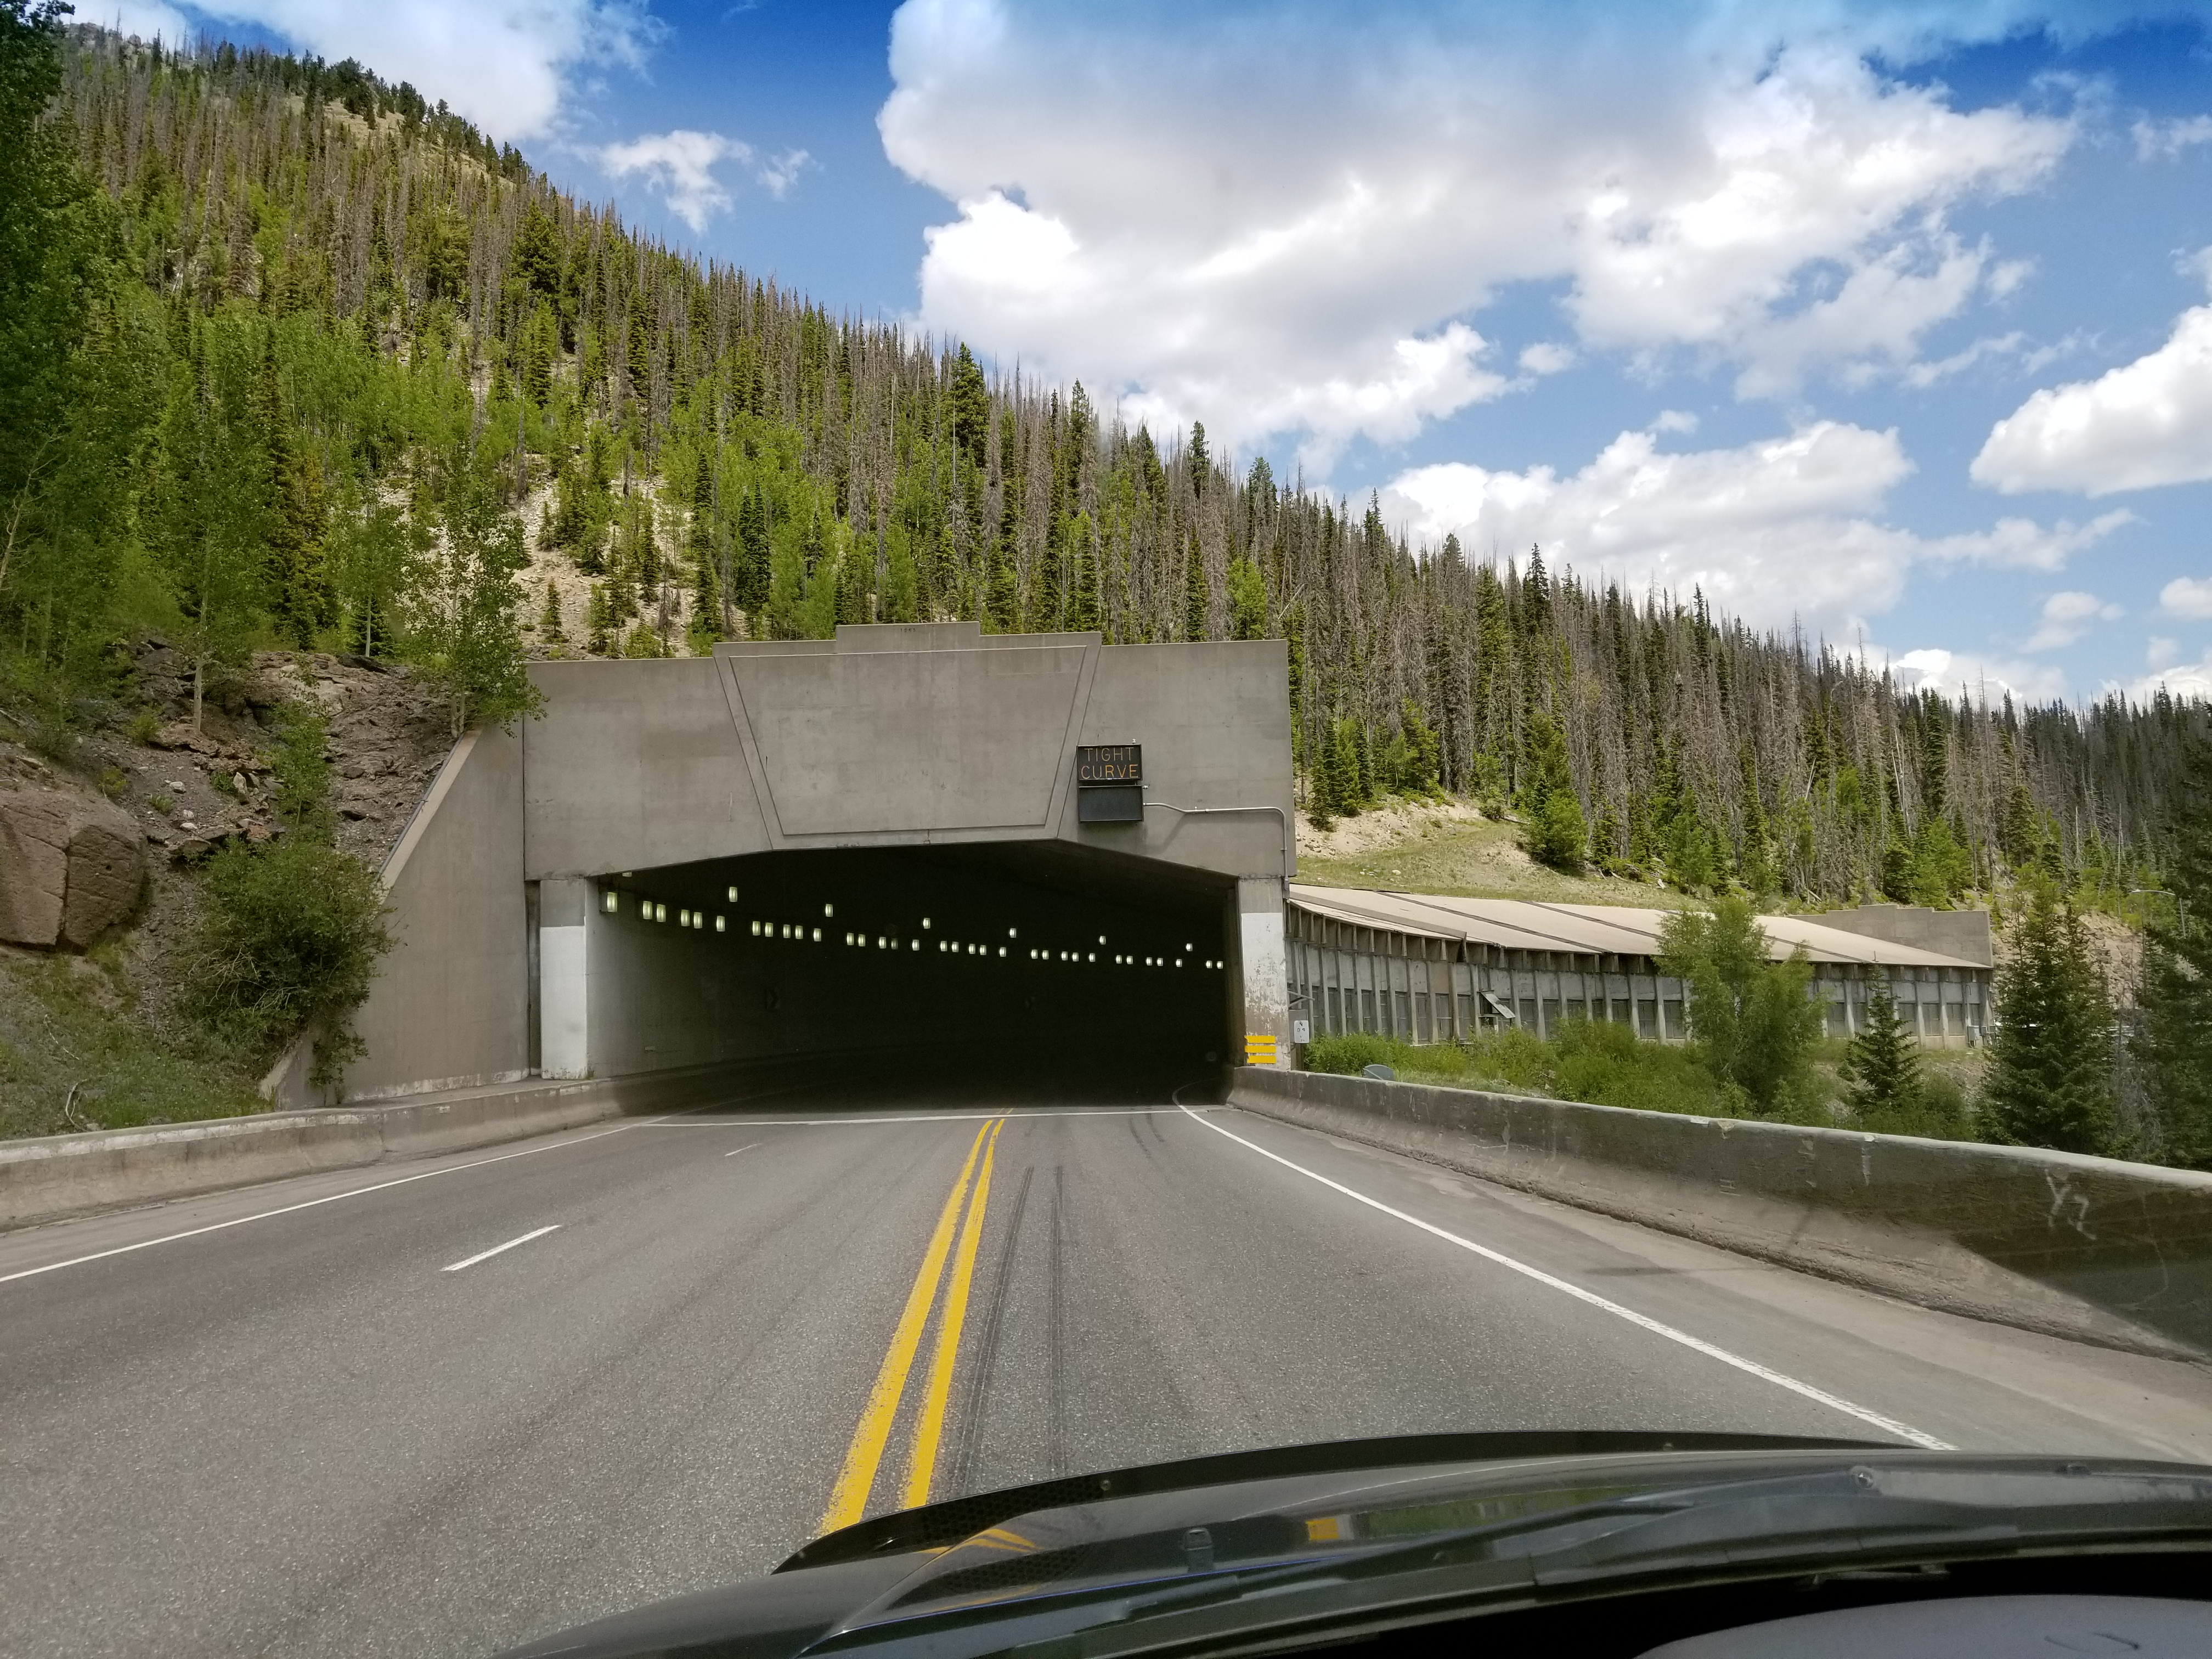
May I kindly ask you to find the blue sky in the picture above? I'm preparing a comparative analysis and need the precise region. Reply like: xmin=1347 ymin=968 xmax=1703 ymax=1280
xmin=119 ymin=0 xmax=2212 ymax=704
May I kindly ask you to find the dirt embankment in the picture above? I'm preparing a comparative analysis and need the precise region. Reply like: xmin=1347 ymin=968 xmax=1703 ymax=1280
xmin=0 ymin=643 xmax=455 ymax=1138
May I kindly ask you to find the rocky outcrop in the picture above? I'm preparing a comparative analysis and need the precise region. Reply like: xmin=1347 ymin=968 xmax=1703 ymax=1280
xmin=0 ymin=788 xmax=147 ymax=949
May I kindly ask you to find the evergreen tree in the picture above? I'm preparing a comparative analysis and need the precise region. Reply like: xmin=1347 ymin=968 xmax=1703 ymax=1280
xmin=1521 ymin=712 xmax=1585 ymax=871
xmin=1183 ymin=539 xmax=1210 ymax=641
xmin=586 ymin=581 xmax=611 ymax=655
xmin=537 ymin=579 xmax=562 ymax=643
xmin=1839 ymin=979 xmax=1923 ymax=1130
xmin=1984 ymin=885 xmax=2117 ymax=1155
xmin=2137 ymin=737 xmax=2212 ymax=1167
xmin=1226 ymin=555 xmax=1266 ymax=640
xmin=1066 ymin=513 xmax=1099 ymax=632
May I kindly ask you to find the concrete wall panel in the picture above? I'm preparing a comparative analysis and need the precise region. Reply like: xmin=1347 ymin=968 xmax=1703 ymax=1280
xmin=723 ymin=641 xmax=1087 ymax=836
xmin=343 ymin=726 xmax=529 ymax=1101
xmin=524 ymin=659 xmax=767 ymax=878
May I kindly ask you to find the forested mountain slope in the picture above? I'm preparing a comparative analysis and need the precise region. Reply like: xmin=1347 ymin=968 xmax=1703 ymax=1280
xmin=8 ymin=18 xmax=2207 ymax=914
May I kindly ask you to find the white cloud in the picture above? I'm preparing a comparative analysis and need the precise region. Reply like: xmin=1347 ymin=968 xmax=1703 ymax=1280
xmin=2162 ymin=574 xmax=2212 ymax=618
xmin=753 ymin=148 xmax=812 ymax=201
xmin=1882 ymin=646 xmax=2070 ymax=702
xmin=2130 ymin=648 xmax=2212 ymax=701
xmin=1383 ymin=417 xmax=2129 ymax=635
xmin=2148 ymin=636 xmax=2181 ymax=670
xmin=2134 ymin=115 xmax=2212 ymax=161
xmin=1519 ymin=342 xmax=1576 ymax=376
xmin=1972 ymin=286 xmax=2212 ymax=495
xmin=881 ymin=1 xmax=2074 ymax=456
xmin=596 ymin=131 xmax=808 ymax=232
xmin=183 ymin=0 xmax=656 ymax=141
xmin=2023 ymin=589 xmax=2121 ymax=651
xmin=105 ymin=1 xmax=191 ymax=42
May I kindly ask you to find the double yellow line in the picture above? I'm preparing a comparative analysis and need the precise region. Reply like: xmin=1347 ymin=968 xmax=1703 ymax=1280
xmin=819 ymin=1116 xmax=1005 ymax=1534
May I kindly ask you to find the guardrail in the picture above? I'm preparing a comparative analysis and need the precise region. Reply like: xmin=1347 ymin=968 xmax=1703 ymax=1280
xmin=0 ymin=1060 xmax=817 ymax=1231
xmin=1231 ymin=1066 xmax=2212 ymax=1361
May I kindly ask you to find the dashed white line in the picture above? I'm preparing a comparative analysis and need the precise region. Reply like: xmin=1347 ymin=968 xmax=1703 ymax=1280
xmin=1176 ymin=1102 xmax=1953 ymax=1451
xmin=723 ymin=1142 xmax=761 ymax=1158
xmin=0 ymin=1118 xmax=667 ymax=1288
xmin=442 ymin=1224 xmax=561 ymax=1272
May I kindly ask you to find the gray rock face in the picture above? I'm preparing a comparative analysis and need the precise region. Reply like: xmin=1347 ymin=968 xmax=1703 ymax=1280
xmin=0 ymin=789 xmax=146 ymax=949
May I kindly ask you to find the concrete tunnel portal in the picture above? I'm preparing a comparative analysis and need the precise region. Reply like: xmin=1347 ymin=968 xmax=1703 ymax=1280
xmin=280 ymin=622 xmax=1297 ymax=1109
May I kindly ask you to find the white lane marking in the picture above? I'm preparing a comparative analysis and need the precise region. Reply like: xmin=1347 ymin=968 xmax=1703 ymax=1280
xmin=442 ymin=1224 xmax=560 ymax=1272
xmin=0 ymin=1118 xmax=673 ymax=1288
xmin=1176 ymin=1103 xmax=1954 ymax=1452
xmin=647 ymin=1108 xmax=1211 ymax=1126
xmin=723 ymin=1142 xmax=761 ymax=1158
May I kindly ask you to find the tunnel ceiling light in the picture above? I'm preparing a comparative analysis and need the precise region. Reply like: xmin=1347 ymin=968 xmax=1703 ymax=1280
xmin=812 ymin=927 xmax=822 ymax=942
xmin=727 ymin=885 xmax=739 ymax=902
xmin=716 ymin=916 xmax=726 ymax=933
xmin=655 ymin=902 xmax=668 ymax=923
xmin=750 ymin=919 xmax=760 ymax=936
xmin=1098 ymin=934 xmax=1107 ymax=944
xmin=997 ymin=946 xmax=1007 ymax=957
xmin=1087 ymin=952 xmax=1096 ymax=962
xmin=1008 ymin=927 xmax=1018 ymax=938
xmin=622 ymin=871 xmax=633 ymax=878
xmin=823 ymin=903 xmax=834 ymax=918
xmin=910 ymin=940 xmax=919 ymax=951
xmin=921 ymin=917 xmax=931 ymax=929
xmin=602 ymin=891 xmax=619 ymax=914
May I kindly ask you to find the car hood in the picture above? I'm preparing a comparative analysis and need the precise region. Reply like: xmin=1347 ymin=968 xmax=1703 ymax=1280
xmin=493 ymin=1432 xmax=2212 ymax=1659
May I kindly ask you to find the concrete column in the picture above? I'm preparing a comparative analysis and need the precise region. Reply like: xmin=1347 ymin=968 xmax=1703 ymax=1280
xmin=539 ymin=877 xmax=594 ymax=1079
xmin=1235 ymin=875 xmax=1289 ymax=1066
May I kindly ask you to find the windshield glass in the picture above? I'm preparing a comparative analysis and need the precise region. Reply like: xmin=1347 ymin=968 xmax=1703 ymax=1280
xmin=2 ymin=5 xmax=2210 ymax=1659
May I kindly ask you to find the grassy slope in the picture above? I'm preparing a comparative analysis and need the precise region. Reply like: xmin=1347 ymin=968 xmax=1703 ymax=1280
xmin=0 ymin=948 xmax=259 ymax=1139
xmin=1295 ymin=798 xmax=1700 ymax=909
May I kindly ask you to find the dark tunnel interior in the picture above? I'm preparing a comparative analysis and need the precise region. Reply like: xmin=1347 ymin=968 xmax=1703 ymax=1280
xmin=555 ymin=841 xmax=1240 ymax=1105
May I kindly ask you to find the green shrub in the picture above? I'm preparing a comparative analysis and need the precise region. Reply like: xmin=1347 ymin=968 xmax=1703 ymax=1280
xmin=1547 ymin=1018 xmax=1733 ymax=1116
xmin=1852 ymin=1068 xmax=1976 ymax=1141
xmin=1305 ymin=1017 xmax=1742 ymax=1119
xmin=1305 ymin=1031 xmax=1413 ymax=1075
xmin=183 ymin=837 xmax=392 ymax=1084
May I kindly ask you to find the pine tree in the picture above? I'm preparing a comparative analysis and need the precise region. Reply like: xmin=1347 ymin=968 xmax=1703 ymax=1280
xmin=2137 ymin=737 xmax=2212 ymax=1167
xmin=1183 ymin=538 xmax=1209 ymax=641
xmin=1984 ymin=885 xmax=2117 ymax=1155
xmin=1521 ymin=712 xmax=1586 ymax=871
xmin=586 ymin=581 xmax=611 ymax=655
xmin=1226 ymin=555 xmax=1266 ymax=640
xmin=537 ymin=579 xmax=562 ymax=643
xmin=1839 ymin=979 xmax=1923 ymax=1130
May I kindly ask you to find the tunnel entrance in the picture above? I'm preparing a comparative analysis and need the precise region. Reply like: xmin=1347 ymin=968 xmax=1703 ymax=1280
xmin=536 ymin=842 xmax=1237 ymax=1103
xmin=313 ymin=624 xmax=1294 ymax=1110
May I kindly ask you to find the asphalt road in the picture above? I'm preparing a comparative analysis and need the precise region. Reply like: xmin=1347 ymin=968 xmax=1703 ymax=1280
xmin=4 ymin=1079 xmax=2210 ymax=1657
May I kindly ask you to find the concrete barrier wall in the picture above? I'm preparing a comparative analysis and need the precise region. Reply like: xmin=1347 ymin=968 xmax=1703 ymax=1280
xmin=1231 ymin=1067 xmax=2212 ymax=1360
xmin=340 ymin=724 xmax=531 ymax=1102
xmin=0 ymin=1063 xmax=781 ymax=1232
